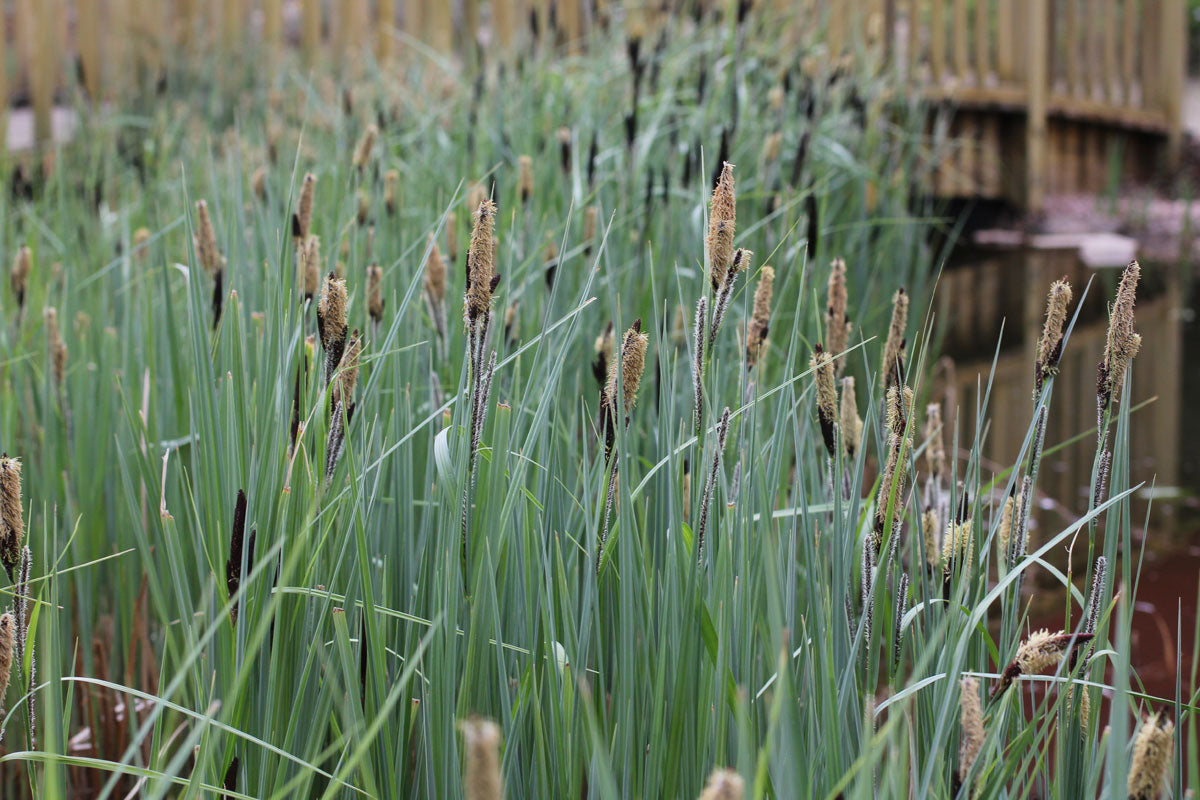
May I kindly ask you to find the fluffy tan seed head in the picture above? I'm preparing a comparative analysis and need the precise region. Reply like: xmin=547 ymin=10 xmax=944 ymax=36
xmin=706 ymin=162 xmax=736 ymax=291
xmin=1036 ymin=279 xmax=1072 ymax=386
xmin=460 ymin=717 xmax=503 ymax=800
xmin=923 ymin=402 xmax=946 ymax=482
xmin=583 ymin=206 xmax=598 ymax=247
xmin=1015 ymin=629 xmax=1069 ymax=674
xmin=881 ymin=287 xmax=908 ymax=387
xmin=941 ymin=521 xmax=973 ymax=575
xmin=996 ymin=495 xmax=1015 ymax=559
xmin=840 ymin=377 xmax=862 ymax=459
xmin=366 ymin=264 xmax=384 ymax=322
xmin=746 ymin=266 xmax=774 ymax=367
xmin=133 ymin=228 xmax=152 ymax=261
xmin=1101 ymin=260 xmax=1141 ymax=401
xmin=10 ymin=245 xmax=32 ymax=303
xmin=384 ymin=170 xmax=399 ymax=215
xmin=0 ymin=457 xmax=23 ymax=579
xmin=302 ymin=235 xmax=321 ymax=299
xmin=425 ymin=234 xmax=447 ymax=305
xmin=811 ymin=344 xmax=838 ymax=458
xmin=45 ymin=307 xmax=66 ymax=385
xmin=1128 ymin=713 xmax=1174 ymax=800
xmin=352 ymin=123 xmax=378 ymax=171
xmin=517 ymin=155 xmax=534 ymax=203
xmin=0 ymin=613 xmax=13 ymax=702
xmin=699 ymin=768 xmax=744 ymax=800
xmin=446 ymin=213 xmax=459 ymax=262
xmin=825 ymin=259 xmax=851 ymax=374
xmin=605 ymin=321 xmax=649 ymax=416
xmin=356 ymin=189 xmax=369 ymax=226
xmin=193 ymin=200 xmax=224 ymax=276
xmin=958 ymin=677 xmax=985 ymax=783
xmin=922 ymin=509 xmax=940 ymax=568
xmin=318 ymin=274 xmax=348 ymax=348
xmin=251 ymin=166 xmax=267 ymax=201
xmin=464 ymin=200 xmax=498 ymax=329
xmin=333 ymin=330 xmax=362 ymax=408
xmin=297 ymin=173 xmax=317 ymax=240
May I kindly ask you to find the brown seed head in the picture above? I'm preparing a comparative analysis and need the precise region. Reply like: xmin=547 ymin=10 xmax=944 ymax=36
xmin=302 ymin=235 xmax=322 ymax=299
xmin=194 ymin=200 xmax=224 ymax=276
xmin=1128 ymin=713 xmax=1174 ymax=800
xmin=334 ymin=330 xmax=362 ymax=408
xmin=706 ymin=162 xmax=736 ymax=291
xmin=826 ymin=258 xmax=851 ymax=374
xmin=1101 ymin=260 xmax=1141 ymax=401
xmin=762 ymin=132 xmax=783 ymax=164
xmin=384 ymin=170 xmax=399 ymax=215
xmin=446 ymin=213 xmax=458 ymax=262
xmin=460 ymin=717 xmax=503 ymax=800
xmin=356 ymin=189 xmax=369 ymax=226
xmin=251 ymin=167 xmax=267 ymax=201
xmin=941 ymin=521 xmax=973 ymax=575
xmin=318 ymin=274 xmax=348 ymax=350
xmin=45 ymin=307 xmax=66 ymax=385
xmin=840 ymin=377 xmax=862 ymax=459
xmin=923 ymin=402 xmax=946 ymax=482
xmin=366 ymin=264 xmax=384 ymax=322
xmin=996 ymin=495 xmax=1015 ymax=559
xmin=517 ymin=155 xmax=534 ymax=203
xmin=921 ymin=509 xmax=940 ymax=568
xmin=583 ymin=206 xmax=598 ymax=248
xmin=0 ymin=457 xmax=23 ymax=579
xmin=425 ymin=234 xmax=448 ymax=304
xmin=0 ymin=612 xmax=13 ymax=699
xmin=1036 ymin=278 xmax=1072 ymax=386
xmin=352 ymin=123 xmax=378 ymax=171
xmin=881 ymin=287 xmax=908 ymax=387
xmin=133 ymin=228 xmax=152 ymax=261
xmin=958 ymin=677 xmax=985 ymax=784
xmin=11 ymin=245 xmax=32 ymax=304
xmin=464 ymin=199 xmax=498 ymax=329
xmin=297 ymin=172 xmax=317 ymax=240
xmin=811 ymin=343 xmax=838 ymax=457
xmin=699 ymin=768 xmax=744 ymax=800
xmin=1015 ymin=629 xmax=1071 ymax=674
xmin=746 ymin=266 xmax=774 ymax=367
xmin=605 ymin=321 xmax=649 ymax=417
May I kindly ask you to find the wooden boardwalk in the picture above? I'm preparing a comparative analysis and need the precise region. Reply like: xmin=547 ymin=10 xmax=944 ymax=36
xmin=1 ymin=1 xmax=1189 ymax=211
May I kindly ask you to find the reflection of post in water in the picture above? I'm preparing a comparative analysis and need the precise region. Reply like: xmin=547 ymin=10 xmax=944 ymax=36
xmin=934 ymin=248 xmax=1182 ymax=541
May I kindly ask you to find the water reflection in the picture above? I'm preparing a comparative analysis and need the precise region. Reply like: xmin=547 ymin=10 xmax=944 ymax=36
xmin=938 ymin=246 xmax=1196 ymax=697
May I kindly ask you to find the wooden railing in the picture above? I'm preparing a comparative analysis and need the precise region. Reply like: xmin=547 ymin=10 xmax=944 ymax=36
xmin=2 ymin=1 xmax=1188 ymax=209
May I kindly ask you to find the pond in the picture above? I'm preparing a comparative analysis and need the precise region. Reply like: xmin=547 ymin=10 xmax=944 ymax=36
xmin=939 ymin=245 xmax=1199 ymax=700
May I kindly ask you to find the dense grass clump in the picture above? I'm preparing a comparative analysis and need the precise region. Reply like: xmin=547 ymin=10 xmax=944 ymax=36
xmin=0 ymin=12 xmax=1184 ymax=799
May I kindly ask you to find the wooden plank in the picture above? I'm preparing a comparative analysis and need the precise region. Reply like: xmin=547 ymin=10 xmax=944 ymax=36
xmin=1164 ymin=0 xmax=1186 ymax=163
xmin=224 ymin=0 xmax=242 ymax=46
xmin=996 ymin=0 xmax=1013 ymax=80
xmin=1026 ymin=0 xmax=1048 ymax=210
xmin=30 ymin=0 xmax=54 ymax=143
xmin=1121 ymin=0 xmax=1136 ymax=104
xmin=1103 ymin=0 xmax=1118 ymax=102
xmin=953 ymin=0 xmax=967 ymax=78
xmin=907 ymin=0 xmax=920 ymax=79
xmin=376 ymin=0 xmax=394 ymax=62
xmin=0 ymin=0 xmax=6 ymax=140
xmin=302 ymin=0 xmax=321 ymax=62
xmin=405 ymin=0 xmax=425 ymax=47
xmin=974 ymin=0 xmax=989 ymax=84
xmin=264 ymin=0 xmax=283 ymax=48
xmin=979 ymin=113 xmax=1002 ymax=196
xmin=1141 ymin=0 xmax=1160 ymax=109
xmin=494 ymin=0 xmax=516 ymax=49
xmin=1064 ymin=0 xmax=1080 ymax=96
xmin=958 ymin=114 xmax=977 ymax=196
xmin=463 ymin=0 xmax=480 ymax=54
xmin=77 ymin=0 xmax=102 ymax=100
xmin=430 ymin=0 xmax=453 ymax=52
xmin=560 ymin=0 xmax=581 ymax=53
xmin=931 ymin=0 xmax=946 ymax=82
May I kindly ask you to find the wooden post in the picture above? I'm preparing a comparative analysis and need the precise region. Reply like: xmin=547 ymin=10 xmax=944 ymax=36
xmin=430 ymin=0 xmax=453 ymax=53
xmin=1026 ymin=0 xmax=1048 ymax=210
xmin=973 ymin=0 xmax=988 ymax=84
xmin=376 ymin=0 xmax=394 ymax=62
xmin=0 ymin=1 xmax=6 ymax=146
xmin=495 ymin=0 xmax=516 ymax=49
xmin=560 ymin=0 xmax=581 ymax=53
xmin=1141 ymin=0 xmax=1161 ymax=109
xmin=953 ymin=0 xmax=967 ymax=79
xmin=1121 ymin=0 xmax=1136 ymax=104
xmin=264 ymin=0 xmax=283 ymax=48
xmin=302 ymin=0 xmax=321 ymax=63
xmin=29 ymin=0 xmax=55 ymax=144
xmin=907 ymin=0 xmax=920 ymax=80
xmin=1103 ymin=0 xmax=1117 ymax=102
xmin=1164 ymin=0 xmax=1186 ymax=164
xmin=828 ymin=1 xmax=846 ymax=56
xmin=224 ymin=0 xmax=242 ymax=47
xmin=1064 ymin=0 xmax=1080 ymax=96
xmin=77 ymin=0 xmax=102 ymax=100
xmin=930 ymin=0 xmax=945 ymax=83
xmin=996 ymin=0 xmax=1013 ymax=81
